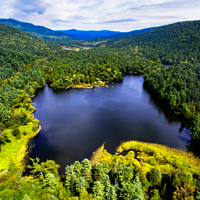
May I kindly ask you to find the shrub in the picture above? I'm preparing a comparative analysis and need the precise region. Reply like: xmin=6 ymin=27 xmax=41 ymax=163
xmin=12 ymin=128 xmax=20 ymax=138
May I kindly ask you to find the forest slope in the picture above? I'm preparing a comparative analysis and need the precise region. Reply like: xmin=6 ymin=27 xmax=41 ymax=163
xmin=0 ymin=18 xmax=71 ymax=40
xmin=107 ymin=20 xmax=200 ymax=65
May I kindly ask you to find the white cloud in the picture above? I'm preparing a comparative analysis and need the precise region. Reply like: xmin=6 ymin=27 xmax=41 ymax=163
xmin=0 ymin=0 xmax=200 ymax=31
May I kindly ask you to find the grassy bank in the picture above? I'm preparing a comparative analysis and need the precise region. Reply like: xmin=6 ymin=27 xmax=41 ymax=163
xmin=91 ymin=140 xmax=200 ymax=175
xmin=0 ymin=104 xmax=40 ymax=172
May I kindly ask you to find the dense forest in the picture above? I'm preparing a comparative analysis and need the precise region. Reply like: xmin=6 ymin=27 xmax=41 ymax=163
xmin=107 ymin=20 xmax=200 ymax=65
xmin=1 ymin=141 xmax=200 ymax=199
xmin=1 ymin=20 xmax=200 ymax=199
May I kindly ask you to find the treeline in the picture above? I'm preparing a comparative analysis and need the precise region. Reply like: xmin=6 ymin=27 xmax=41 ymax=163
xmin=1 ymin=141 xmax=200 ymax=199
xmin=44 ymin=47 xmax=161 ymax=89
xmin=143 ymin=63 xmax=200 ymax=150
xmin=0 ymin=23 xmax=60 ymax=133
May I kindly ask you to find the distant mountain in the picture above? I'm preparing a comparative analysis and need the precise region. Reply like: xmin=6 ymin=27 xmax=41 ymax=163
xmin=58 ymin=29 xmax=120 ymax=40
xmin=105 ymin=27 xmax=156 ymax=39
xmin=0 ymin=18 xmax=71 ymax=40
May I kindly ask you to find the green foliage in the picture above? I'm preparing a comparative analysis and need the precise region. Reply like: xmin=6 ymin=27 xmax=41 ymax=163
xmin=149 ymin=189 xmax=161 ymax=200
xmin=11 ymin=128 xmax=21 ymax=139
xmin=104 ymin=184 xmax=117 ymax=200
xmin=108 ymin=20 xmax=200 ymax=66
xmin=1 ymin=19 xmax=200 ymax=200
xmin=8 ymin=157 xmax=17 ymax=172
xmin=196 ymin=190 xmax=200 ymax=200
xmin=0 ymin=131 xmax=10 ymax=145
xmin=16 ymin=169 xmax=23 ymax=189
xmin=75 ymin=177 xmax=86 ymax=193
xmin=92 ymin=181 xmax=105 ymax=200
xmin=23 ymin=194 xmax=31 ymax=200
xmin=0 ymin=103 xmax=10 ymax=122
xmin=148 ymin=168 xmax=162 ymax=186
xmin=43 ymin=173 xmax=58 ymax=193
xmin=28 ymin=157 xmax=60 ymax=177
xmin=119 ymin=178 xmax=144 ymax=200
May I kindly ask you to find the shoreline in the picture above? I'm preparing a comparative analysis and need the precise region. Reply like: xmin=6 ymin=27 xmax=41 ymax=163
xmin=90 ymin=140 xmax=200 ymax=174
xmin=0 ymin=81 xmax=109 ymax=172
xmin=0 ymin=103 xmax=41 ymax=172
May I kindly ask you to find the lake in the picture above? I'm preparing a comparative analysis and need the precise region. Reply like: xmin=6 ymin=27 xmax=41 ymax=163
xmin=29 ymin=75 xmax=191 ymax=174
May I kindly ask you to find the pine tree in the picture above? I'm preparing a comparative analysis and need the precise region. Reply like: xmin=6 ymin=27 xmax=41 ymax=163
xmin=74 ymin=161 xmax=82 ymax=177
xmin=81 ymin=159 xmax=91 ymax=182
xmin=92 ymin=181 xmax=105 ymax=200
xmin=43 ymin=173 xmax=58 ymax=193
xmin=148 ymin=168 xmax=162 ymax=186
xmin=105 ymin=184 xmax=117 ymax=200
xmin=75 ymin=177 xmax=86 ymax=193
xmin=99 ymin=174 xmax=110 ymax=186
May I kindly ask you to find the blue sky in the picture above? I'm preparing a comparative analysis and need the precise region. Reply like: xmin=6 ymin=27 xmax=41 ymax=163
xmin=0 ymin=0 xmax=200 ymax=31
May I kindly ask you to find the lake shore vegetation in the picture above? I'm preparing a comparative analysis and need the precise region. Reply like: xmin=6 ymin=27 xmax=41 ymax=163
xmin=1 ymin=20 xmax=200 ymax=199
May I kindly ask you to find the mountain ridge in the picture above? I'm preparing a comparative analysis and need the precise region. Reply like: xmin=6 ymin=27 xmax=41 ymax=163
xmin=0 ymin=18 xmax=71 ymax=40
xmin=57 ymin=29 xmax=121 ymax=40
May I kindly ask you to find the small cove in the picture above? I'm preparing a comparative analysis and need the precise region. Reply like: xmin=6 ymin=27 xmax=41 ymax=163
xmin=29 ymin=75 xmax=191 ymax=174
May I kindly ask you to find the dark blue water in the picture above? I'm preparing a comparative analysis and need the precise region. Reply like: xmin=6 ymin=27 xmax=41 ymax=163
xmin=29 ymin=75 xmax=191 ymax=173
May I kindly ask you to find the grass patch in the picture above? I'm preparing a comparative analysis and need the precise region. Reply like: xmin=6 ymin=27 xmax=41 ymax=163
xmin=91 ymin=140 xmax=200 ymax=175
xmin=0 ymin=105 xmax=40 ymax=172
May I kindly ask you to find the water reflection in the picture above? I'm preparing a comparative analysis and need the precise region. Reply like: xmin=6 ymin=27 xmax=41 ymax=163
xmin=29 ymin=75 xmax=192 ymax=174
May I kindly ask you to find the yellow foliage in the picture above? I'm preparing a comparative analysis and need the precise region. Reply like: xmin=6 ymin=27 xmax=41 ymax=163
xmin=115 ymin=141 xmax=200 ymax=174
xmin=141 ymin=163 xmax=153 ymax=174
xmin=91 ymin=141 xmax=200 ymax=177
xmin=100 ymin=150 xmax=114 ymax=165
xmin=172 ymin=184 xmax=195 ymax=200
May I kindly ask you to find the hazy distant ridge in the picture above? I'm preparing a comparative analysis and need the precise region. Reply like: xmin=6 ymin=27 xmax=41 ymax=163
xmin=58 ymin=29 xmax=121 ymax=40
xmin=0 ymin=18 xmax=71 ymax=39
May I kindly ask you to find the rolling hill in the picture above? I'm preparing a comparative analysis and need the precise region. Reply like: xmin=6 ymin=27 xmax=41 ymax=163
xmin=0 ymin=18 xmax=71 ymax=40
xmin=104 ymin=27 xmax=156 ymax=39
xmin=106 ymin=20 xmax=200 ymax=65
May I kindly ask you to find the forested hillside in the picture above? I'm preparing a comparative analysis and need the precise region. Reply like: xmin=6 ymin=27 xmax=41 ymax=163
xmin=0 ymin=23 xmax=61 ymax=173
xmin=102 ymin=27 xmax=155 ymax=40
xmin=1 ymin=20 xmax=200 ymax=199
xmin=0 ymin=18 xmax=71 ymax=40
xmin=107 ymin=20 xmax=200 ymax=65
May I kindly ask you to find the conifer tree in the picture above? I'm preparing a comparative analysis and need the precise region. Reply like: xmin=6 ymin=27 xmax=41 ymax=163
xmin=43 ymin=173 xmax=58 ymax=193
xmin=75 ymin=177 xmax=86 ymax=193
xmin=92 ymin=181 xmax=105 ymax=200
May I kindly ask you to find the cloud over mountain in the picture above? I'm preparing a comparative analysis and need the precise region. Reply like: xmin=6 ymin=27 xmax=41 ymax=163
xmin=0 ymin=0 xmax=200 ymax=31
